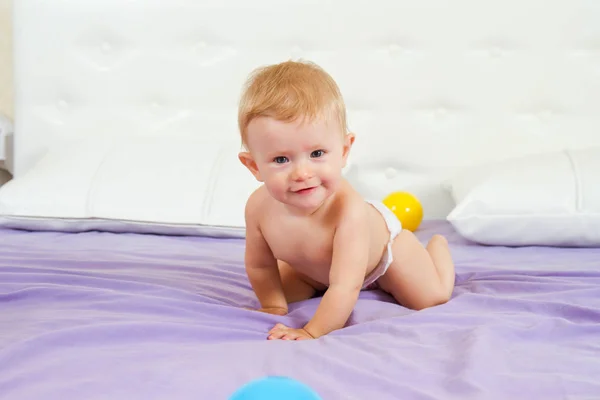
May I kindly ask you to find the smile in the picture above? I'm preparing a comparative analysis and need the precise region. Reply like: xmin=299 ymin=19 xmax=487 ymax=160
xmin=294 ymin=186 xmax=318 ymax=195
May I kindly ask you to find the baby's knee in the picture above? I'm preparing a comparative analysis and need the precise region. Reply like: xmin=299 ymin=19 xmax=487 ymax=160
xmin=433 ymin=288 xmax=452 ymax=306
xmin=412 ymin=288 xmax=451 ymax=310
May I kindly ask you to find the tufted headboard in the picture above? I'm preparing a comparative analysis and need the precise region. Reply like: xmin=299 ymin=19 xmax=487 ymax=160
xmin=11 ymin=0 xmax=600 ymax=219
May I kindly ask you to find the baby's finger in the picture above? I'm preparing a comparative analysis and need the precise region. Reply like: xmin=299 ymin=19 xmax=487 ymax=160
xmin=267 ymin=331 xmax=286 ymax=340
xmin=267 ymin=327 xmax=288 ymax=339
xmin=268 ymin=324 xmax=287 ymax=334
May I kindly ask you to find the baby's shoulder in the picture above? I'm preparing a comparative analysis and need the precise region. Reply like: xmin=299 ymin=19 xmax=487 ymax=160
xmin=331 ymin=182 xmax=370 ymax=222
xmin=245 ymin=185 xmax=269 ymax=214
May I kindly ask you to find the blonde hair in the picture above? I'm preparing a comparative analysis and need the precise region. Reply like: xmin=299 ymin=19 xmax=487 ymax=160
xmin=238 ymin=60 xmax=348 ymax=146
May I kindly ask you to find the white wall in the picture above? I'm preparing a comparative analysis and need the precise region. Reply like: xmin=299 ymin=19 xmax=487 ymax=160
xmin=0 ymin=0 xmax=14 ymax=180
xmin=0 ymin=0 xmax=12 ymax=120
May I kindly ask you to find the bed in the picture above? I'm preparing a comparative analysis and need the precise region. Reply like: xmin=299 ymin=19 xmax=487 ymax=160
xmin=1 ymin=1 xmax=600 ymax=399
xmin=2 ymin=221 xmax=600 ymax=399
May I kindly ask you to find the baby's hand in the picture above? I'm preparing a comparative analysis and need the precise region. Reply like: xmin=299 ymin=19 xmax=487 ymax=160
xmin=268 ymin=323 xmax=314 ymax=340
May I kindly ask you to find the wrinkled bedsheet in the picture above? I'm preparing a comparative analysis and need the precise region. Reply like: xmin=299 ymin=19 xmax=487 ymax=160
xmin=1 ymin=221 xmax=599 ymax=400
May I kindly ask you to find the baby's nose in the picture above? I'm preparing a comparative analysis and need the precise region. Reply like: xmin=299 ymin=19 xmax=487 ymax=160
xmin=292 ymin=163 xmax=312 ymax=180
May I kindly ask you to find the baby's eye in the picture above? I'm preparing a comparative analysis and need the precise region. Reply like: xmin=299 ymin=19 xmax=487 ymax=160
xmin=273 ymin=156 xmax=288 ymax=164
xmin=311 ymin=150 xmax=325 ymax=158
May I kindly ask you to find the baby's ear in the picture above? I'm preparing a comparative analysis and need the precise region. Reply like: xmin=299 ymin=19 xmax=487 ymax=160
xmin=342 ymin=132 xmax=355 ymax=164
xmin=238 ymin=151 xmax=263 ymax=182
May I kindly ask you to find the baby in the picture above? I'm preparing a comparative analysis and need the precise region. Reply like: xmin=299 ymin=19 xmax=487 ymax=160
xmin=237 ymin=60 xmax=455 ymax=340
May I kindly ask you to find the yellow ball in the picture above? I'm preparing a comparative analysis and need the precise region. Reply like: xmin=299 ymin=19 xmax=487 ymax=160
xmin=382 ymin=191 xmax=423 ymax=232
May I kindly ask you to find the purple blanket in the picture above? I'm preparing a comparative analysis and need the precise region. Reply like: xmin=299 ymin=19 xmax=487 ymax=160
xmin=1 ymin=221 xmax=599 ymax=399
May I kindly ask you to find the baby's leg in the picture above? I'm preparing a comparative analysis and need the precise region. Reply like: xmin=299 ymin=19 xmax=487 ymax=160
xmin=278 ymin=261 xmax=325 ymax=303
xmin=376 ymin=231 xmax=455 ymax=310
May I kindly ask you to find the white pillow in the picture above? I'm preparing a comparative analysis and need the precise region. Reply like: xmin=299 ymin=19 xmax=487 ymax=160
xmin=0 ymin=137 xmax=261 ymax=237
xmin=446 ymin=147 xmax=600 ymax=247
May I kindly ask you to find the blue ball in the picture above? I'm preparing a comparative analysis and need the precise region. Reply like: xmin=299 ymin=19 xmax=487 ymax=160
xmin=229 ymin=376 xmax=322 ymax=400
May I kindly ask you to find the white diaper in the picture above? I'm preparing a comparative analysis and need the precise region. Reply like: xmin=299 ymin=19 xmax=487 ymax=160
xmin=362 ymin=200 xmax=402 ymax=290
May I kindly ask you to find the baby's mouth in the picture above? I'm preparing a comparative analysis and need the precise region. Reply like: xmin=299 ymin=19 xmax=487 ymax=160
xmin=294 ymin=186 xmax=317 ymax=195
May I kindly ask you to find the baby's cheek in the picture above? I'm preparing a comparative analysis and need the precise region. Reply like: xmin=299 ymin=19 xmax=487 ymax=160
xmin=266 ymin=170 xmax=283 ymax=183
xmin=324 ymin=163 xmax=342 ymax=179
xmin=272 ymin=175 xmax=289 ymax=192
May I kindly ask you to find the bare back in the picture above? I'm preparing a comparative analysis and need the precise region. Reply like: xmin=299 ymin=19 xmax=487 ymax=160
xmin=251 ymin=179 xmax=391 ymax=286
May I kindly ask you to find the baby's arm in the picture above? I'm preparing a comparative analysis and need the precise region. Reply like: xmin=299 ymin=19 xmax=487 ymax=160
xmin=244 ymin=195 xmax=288 ymax=314
xmin=303 ymin=202 xmax=370 ymax=338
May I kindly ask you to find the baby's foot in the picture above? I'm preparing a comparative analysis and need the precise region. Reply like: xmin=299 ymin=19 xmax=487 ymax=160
xmin=431 ymin=234 xmax=448 ymax=247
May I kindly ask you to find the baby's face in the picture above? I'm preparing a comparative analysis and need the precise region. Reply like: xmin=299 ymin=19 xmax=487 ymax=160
xmin=242 ymin=115 xmax=352 ymax=213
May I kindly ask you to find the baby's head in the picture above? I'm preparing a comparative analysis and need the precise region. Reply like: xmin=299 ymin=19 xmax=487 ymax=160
xmin=238 ymin=60 xmax=348 ymax=146
xmin=238 ymin=60 xmax=354 ymax=212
